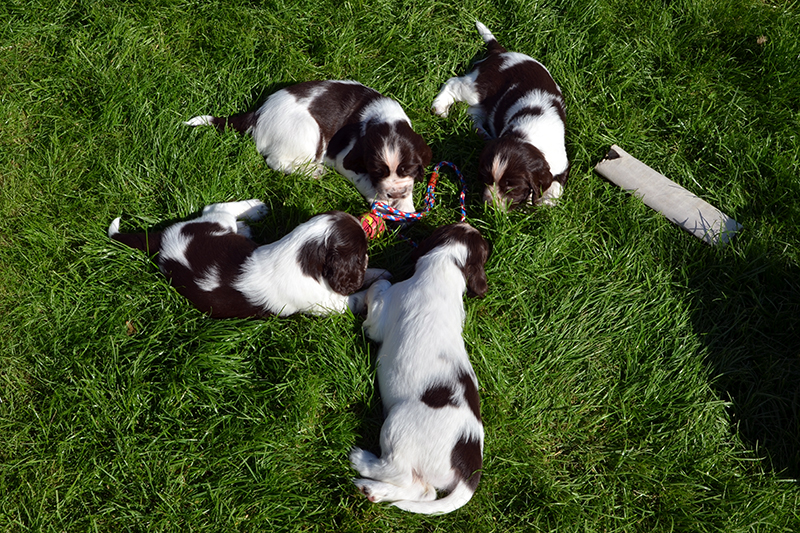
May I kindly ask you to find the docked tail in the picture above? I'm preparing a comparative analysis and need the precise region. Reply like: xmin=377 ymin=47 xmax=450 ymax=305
xmin=184 ymin=110 xmax=256 ymax=134
xmin=475 ymin=21 xmax=506 ymax=54
xmin=392 ymin=479 xmax=478 ymax=515
xmin=108 ymin=217 xmax=162 ymax=255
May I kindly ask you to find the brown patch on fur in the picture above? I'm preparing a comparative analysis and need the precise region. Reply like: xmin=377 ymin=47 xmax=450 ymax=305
xmin=458 ymin=371 xmax=482 ymax=422
xmin=421 ymin=383 xmax=458 ymax=409
xmin=451 ymin=435 xmax=482 ymax=491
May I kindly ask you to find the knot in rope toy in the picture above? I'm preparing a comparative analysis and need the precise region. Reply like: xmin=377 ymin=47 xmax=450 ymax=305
xmin=360 ymin=161 xmax=467 ymax=239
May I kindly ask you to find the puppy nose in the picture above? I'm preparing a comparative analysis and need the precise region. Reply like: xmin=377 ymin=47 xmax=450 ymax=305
xmin=385 ymin=186 xmax=411 ymax=200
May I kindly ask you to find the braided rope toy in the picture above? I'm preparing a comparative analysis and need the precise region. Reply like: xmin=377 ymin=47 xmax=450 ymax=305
xmin=360 ymin=161 xmax=467 ymax=239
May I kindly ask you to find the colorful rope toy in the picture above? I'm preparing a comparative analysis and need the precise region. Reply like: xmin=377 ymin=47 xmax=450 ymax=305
xmin=359 ymin=161 xmax=467 ymax=239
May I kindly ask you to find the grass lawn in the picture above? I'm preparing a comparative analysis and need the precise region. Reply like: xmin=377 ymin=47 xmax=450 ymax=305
xmin=2 ymin=0 xmax=799 ymax=531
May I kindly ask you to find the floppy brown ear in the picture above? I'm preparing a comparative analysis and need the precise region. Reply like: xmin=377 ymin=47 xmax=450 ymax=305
xmin=463 ymin=232 xmax=491 ymax=298
xmin=322 ymin=214 xmax=369 ymax=295
xmin=418 ymin=139 xmax=433 ymax=176
xmin=298 ymin=233 xmax=367 ymax=295
xmin=342 ymin=136 xmax=367 ymax=175
xmin=465 ymin=265 xmax=488 ymax=298
xmin=323 ymin=242 xmax=367 ymax=295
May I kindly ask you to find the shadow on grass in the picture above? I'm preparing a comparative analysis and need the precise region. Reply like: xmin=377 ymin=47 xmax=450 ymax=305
xmin=689 ymin=247 xmax=800 ymax=479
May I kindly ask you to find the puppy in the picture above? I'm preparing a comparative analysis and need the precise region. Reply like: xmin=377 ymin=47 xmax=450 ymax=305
xmin=108 ymin=200 xmax=388 ymax=318
xmin=350 ymin=223 xmax=490 ymax=514
xmin=432 ymin=21 xmax=569 ymax=209
xmin=185 ymin=80 xmax=432 ymax=213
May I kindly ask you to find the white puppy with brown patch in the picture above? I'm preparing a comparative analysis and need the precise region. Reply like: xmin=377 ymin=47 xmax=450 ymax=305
xmin=432 ymin=22 xmax=568 ymax=209
xmin=186 ymin=80 xmax=432 ymax=213
xmin=109 ymin=200 xmax=388 ymax=318
xmin=350 ymin=223 xmax=490 ymax=514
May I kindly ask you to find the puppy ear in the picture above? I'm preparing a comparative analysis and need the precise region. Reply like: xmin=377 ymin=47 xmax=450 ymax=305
xmin=464 ymin=233 xmax=491 ymax=298
xmin=342 ymin=136 xmax=367 ymax=175
xmin=323 ymin=243 xmax=367 ymax=295
xmin=418 ymin=138 xmax=433 ymax=173
xmin=525 ymin=147 xmax=553 ymax=205
xmin=465 ymin=264 xmax=489 ymax=298
xmin=322 ymin=215 xmax=369 ymax=295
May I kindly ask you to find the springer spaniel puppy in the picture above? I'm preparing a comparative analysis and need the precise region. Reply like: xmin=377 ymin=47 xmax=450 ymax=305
xmin=108 ymin=200 xmax=388 ymax=318
xmin=350 ymin=223 xmax=490 ymax=514
xmin=185 ymin=80 xmax=432 ymax=213
xmin=432 ymin=22 xmax=569 ymax=209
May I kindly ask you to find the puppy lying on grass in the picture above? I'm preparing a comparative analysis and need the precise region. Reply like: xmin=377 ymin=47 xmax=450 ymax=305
xmin=432 ymin=21 xmax=569 ymax=209
xmin=351 ymin=223 xmax=490 ymax=514
xmin=109 ymin=200 xmax=388 ymax=318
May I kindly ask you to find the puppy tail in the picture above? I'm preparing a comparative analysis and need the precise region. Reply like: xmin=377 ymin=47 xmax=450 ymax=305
xmin=392 ymin=479 xmax=477 ymax=515
xmin=184 ymin=111 xmax=256 ymax=134
xmin=475 ymin=21 xmax=506 ymax=54
xmin=108 ymin=217 xmax=163 ymax=256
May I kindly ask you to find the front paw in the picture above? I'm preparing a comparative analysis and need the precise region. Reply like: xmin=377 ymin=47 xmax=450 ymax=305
xmin=240 ymin=200 xmax=269 ymax=221
xmin=349 ymin=447 xmax=376 ymax=473
xmin=431 ymin=98 xmax=451 ymax=118
xmin=353 ymin=479 xmax=388 ymax=503
xmin=361 ymin=268 xmax=391 ymax=289
xmin=347 ymin=290 xmax=368 ymax=315
xmin=236 ymin=221 xmax=253 ymax=238
xmin=365 ymin=279 xmax=391 ymax=306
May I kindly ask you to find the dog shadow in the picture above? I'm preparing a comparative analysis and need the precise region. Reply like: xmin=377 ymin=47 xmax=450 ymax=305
xmin=687 ymin=247 xmax=800 ymax=478
xmin=589 ymin=146 xmax=800 ymax=478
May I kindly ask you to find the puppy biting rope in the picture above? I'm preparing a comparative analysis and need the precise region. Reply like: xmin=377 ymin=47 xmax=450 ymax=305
xmin=360 ymin=161 xmax=467 ymax=239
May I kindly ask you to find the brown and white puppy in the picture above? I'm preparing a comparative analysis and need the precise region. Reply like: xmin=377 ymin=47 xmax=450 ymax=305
xmin=108 ymin=200 xmax=388 ymax=318
xmin=350 ymin=223 xmax=489 ymax=515
xmin=432 ymin=22 xmax=569 ymax=209
xmin=186 ymin=81 xmax=432 ymax=213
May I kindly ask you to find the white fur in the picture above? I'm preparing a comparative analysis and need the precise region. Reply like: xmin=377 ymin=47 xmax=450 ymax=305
xmin=359 ymin=98 xmax=411 ymax=135
xmin=350 ymin=240 xmax=484 ymax=514
xmin=498 ymin=51 xmax=536 ymax=71
xmin=251 ymin=90 xmax=325 ymax=175
xmin=500 ymin=90 xmax=568 ymax=179
xmin=431 ymin=69 xmax=481 ymax=118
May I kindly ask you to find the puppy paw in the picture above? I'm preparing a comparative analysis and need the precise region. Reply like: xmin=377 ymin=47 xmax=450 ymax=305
xmin=347 ymin=290 xmax=368 ymax=315
xmin=184 ymin=114 xmax=214 ymax=127
xmin=349 ymin=447 xmax=379 ymax=474
xmin=362 ymin=268 xmax=392 ymax=289
xmin=239 ymin=200 xmax=269 ymax=221
xmin=236 ymin=221 xmax=253 ymax=238
xmin=537 ymin=182 xmax=563 ymax=207
xmin=311 ymin=163 xmax=327 ymax=179
xmin=353 ymin=479 xmax=388 ymax=503
xmin=431 ymin=100 xmax=451 ymax=118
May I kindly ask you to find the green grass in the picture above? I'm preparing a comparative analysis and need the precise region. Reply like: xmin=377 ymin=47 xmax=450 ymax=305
xmin=2 ymin=0 xmax=799 ymax=531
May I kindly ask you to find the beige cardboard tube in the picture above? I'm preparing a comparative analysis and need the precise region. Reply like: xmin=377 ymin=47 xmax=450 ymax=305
xmin=594 ymin=145 xmax=742 ymax=246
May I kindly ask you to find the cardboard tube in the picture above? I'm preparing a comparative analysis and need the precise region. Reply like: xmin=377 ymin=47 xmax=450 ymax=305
xmin=594 ymin=145 xmax=742 ymax=246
